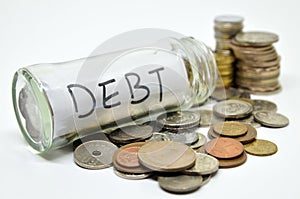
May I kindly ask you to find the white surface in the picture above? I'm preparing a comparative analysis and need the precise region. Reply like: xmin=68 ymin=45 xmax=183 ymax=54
xmin=1 ymin=0 xmax=300 ymax=198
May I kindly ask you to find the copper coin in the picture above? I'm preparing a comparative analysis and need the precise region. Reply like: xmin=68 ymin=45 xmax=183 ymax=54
xmin=113 ymin=142 xmax=151 ymax=174
xmin=205 ymin=138 xmax=244 ymax=159
xmin=138 ymin=141 xmax=196 ymax=172
xmin=213 ymin=121 xmax=248 ymax=137
xmin=218 ymin=151 xmax=247 ymax=168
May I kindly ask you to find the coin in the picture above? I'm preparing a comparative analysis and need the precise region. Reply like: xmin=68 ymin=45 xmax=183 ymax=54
xmin=238 ymin=116 xmax=261 ymax=128
xmin=108 ymin=125 xmax=153 ymax=144
xmin=210 ymin=124 xmax=257 ymax=144
xmin=213 ymin=121 xmax=248 ymax=137
xmin=253 ymin=99 xmax=277 ymax=112
xmin=74 ymin=140 xmax=118 ymax=170
xmin=213 ymin=99 xmax=253 ymax=119
xmin=164 ymin=129 xmax=199 ymax=145
xmin=211 ymin=87 xmax=241 ymax=101
xmin=205 ymin=138 xmax=244 ymax=159
xmin=198 ymin=110 xmax=213 ymax=127
xmin=184 ymin=153 xmax=219 ymax=175
xmin=157 ymin=111 xmax=200 ymax=130
xmin=73 ymin=133 xmax=110 ymax=151
xmin=214 ymin=15 xmax=244 ymax=24
xmin=253 ymin=111 xmax=289 ymax=128
xmin=138 ymin=141 xmax=196 ymax=172
xmin=158 ymin=174 xmax=203 ymax=193
xmin=113 ymin=168 xmax=151 ymax=180
xmin=244 ymin=139 xmax=278 ymax=156
xmin=218 ymin=151 xmax=247 ymax=168
xmin=146 ymin=132 xmax=170 ymax=142
xmin=201 ymin=175 xmax=212 ymax=186
xmin=113 ymin=142 xmax=150 ymax=174
xmin=195 ymin=145 xmax=206 ymax=154
xmin=234 ymin=31 xmax=279 ymax=46
xmin=189 ymin=132 xmax=207 ymax=149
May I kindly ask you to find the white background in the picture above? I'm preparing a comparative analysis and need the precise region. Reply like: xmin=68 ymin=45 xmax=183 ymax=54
xmin=1 ymin=0 xmax=300 ymax=198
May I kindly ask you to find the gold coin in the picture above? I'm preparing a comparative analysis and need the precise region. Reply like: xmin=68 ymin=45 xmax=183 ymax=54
xmin=213 ymin=121 xmax=248 ymax=137
xmin=138 ymin=141 xmax=196 ymax=172
xmin=244 ymin=139 xmax=278 ymax=156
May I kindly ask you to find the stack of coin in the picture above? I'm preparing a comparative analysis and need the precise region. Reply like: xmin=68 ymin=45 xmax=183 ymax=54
xmin=231 ymin=31 xmax=281 ymax=94
xmin=156 ymin=111 xmax=201 ymax=146
xmin=214 ymin=15 xmax=244 ymax=88
xmin=204 ymin=137 xmax=247 ymax=168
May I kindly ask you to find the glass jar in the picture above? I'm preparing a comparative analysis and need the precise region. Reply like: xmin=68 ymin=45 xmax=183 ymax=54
xmin=12 ymin=31 xmax=217 ymax=153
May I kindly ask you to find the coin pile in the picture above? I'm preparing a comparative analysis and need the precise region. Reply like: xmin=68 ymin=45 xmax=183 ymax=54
xmin=214 ymin=15 xmax=244 ymax=88
xmin=231 ymin=31 xmax=281 ymax=94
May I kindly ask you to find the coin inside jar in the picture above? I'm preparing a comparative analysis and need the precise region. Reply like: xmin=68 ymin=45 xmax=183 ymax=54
xmin=108 ymin=125 xmax=153 ymax=144
xmin=74 ymin=140 xmax=118 ymax=170
xmin=205 ymin=138 xmax=244 ymax=159
xmin=138 ymin=141 xmax=196 ymax=172
xmin=156 ymin=111 xmax=200 ymax=130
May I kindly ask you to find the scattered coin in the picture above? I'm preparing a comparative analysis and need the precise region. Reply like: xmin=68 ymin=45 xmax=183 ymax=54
xmin=218 ymin=151 xmax=247 ymax=168
xmin=253 ymin=99 xmax=277 ymax=112
xmin=74 ymin=140 xmax=118 ymax=170
xmin=244 ymin=139 xmax=278 ymax=156
xmin=205 ymin=137 xmax=244 ymax=159
xmin=157 ymin=111 xmax=200 ymax=130
xmin=213 ymin=121 xmax=248 ymax=137
xmin=146 ymin=132 xmax=170 ymax=142
xmin=138 ymin=141 xmax=196 ymax=172
xmin=108 ymin=125 xmax=153 ymax=144
xmin=237 ymin=115 xmax=261 ymax=128
xmin=253 ymin=111 xmax=289 ymax=128
xmin=113 ymin=142 xmax=150 ymax=174
xmin=189 ymin=132 xmax=207 ymax=149
xmin=201 ymin=175 xmax=212 ymax=186
xmin=184 ymin=153 xmax=219 ymax=175
xmin=73 ymin=133 xmax=110 ymax=151
xmin=198 ymin=110 xmax=213 ymax=127
xmin=213 ymin=99 xmax=253 ymax=119
xmin=113 ymin=168 xmax=151 ymax=180
xmin=158 ymin=174 xmax=203 ymax=193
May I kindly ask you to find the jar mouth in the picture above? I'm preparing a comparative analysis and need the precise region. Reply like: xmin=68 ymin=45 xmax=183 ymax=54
xmin=12 ymin=68 xmax=53 ymax=153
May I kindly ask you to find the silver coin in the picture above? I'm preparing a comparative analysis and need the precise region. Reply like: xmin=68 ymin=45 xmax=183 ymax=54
xmin=74 ymin=140 xmax=118 ymax=169
xmin=146 ymin=132 xmax=170 ymax=142
xmin=113 ymin=168 xmax=151 ymax=180
xmin=108 ymin=125 xmax=153 ymax=144
xmin=211 ymin=87 xmax=241 ymax=101
xmin=189 ymin=131 xmax=207 ymax=149
xmin=201 ymin=175 xmax=212 ymax=186
xmin=157 ymin=111 xmax=200 ymax=129
xmin=235 ymin=31 xmax=279 ymax=46
xmin=213 ymin=99 xmax=253 ymax=119
xmin=184 ymin=153 xmax=219 ymax=175
xmin=165 ymin=129 xmax=199 ymax=145
xmin=214 ymin=15 xmax=244 ymax=24
xmin=237 ymin=115 xmax=261 ymax=128
xmin=253 ymin=111 xmax=289 ymax=128
xmin=253 ymin=99 xmax=277 ymax=112
xmin=198 ymin=110 xmax=213 ymax=127
xmin=158 ymin=174 xmax=203 ymax=193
